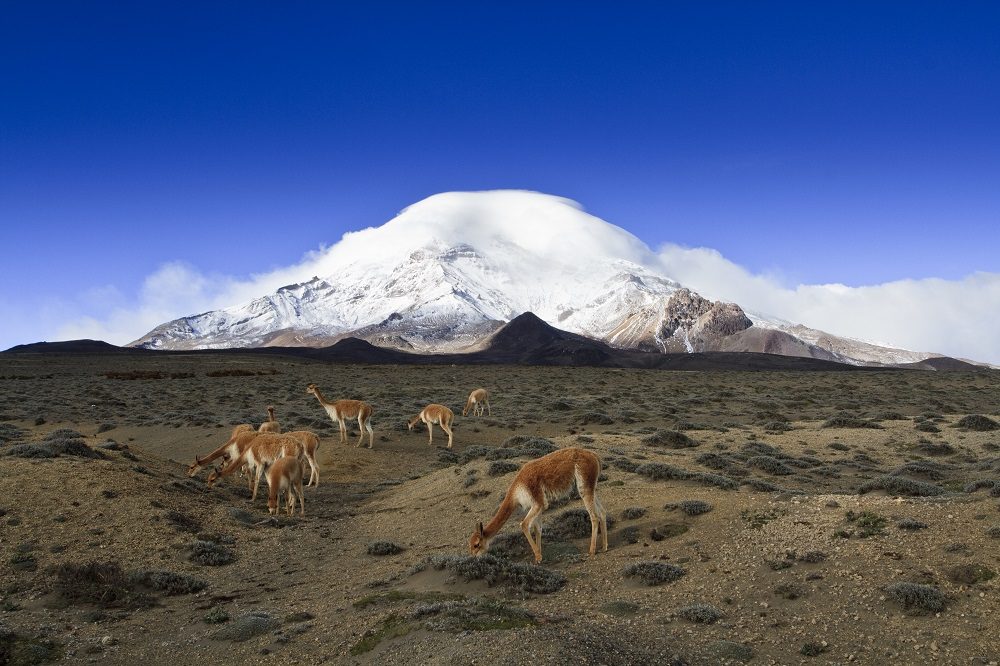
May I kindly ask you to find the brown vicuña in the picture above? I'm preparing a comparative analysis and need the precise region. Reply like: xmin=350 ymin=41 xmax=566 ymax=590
xmin=206 ymin=433 xmax=303 ymax=502
xmin=469 ymin=447 xmax=607 ymax=563
xmin=462 ymin=388 xmax=491 ymax=417
xmin=186 ymin=424 xmax=254 ymax=479
xmin=408 ymin=404 xmax=454 ymax=449
xmin=306 ymin=383 xmax=374 ymax=448
xmin=258 ymin=405 xmax=281 ymax=433
xmin=187 ymin=425 xmax=320 ymax=487
xmin=266 ymin=456 xmax=305 ymax=516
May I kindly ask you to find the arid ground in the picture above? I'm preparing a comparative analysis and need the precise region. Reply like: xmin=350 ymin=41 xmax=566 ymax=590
xmin=1 ymin=352 xmax=998 ymax=665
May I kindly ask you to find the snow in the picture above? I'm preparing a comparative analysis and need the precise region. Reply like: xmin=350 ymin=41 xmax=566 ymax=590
xmin=130 ymin=190 xmax=934 ymax=364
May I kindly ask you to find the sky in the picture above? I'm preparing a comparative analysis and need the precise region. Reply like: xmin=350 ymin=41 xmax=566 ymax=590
xmin=1 ymin=2 xmax=998 ymax=361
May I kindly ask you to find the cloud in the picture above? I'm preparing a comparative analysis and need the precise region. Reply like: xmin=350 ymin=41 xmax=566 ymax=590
xmin=656 ymin=243 xmax=1000 ymax=364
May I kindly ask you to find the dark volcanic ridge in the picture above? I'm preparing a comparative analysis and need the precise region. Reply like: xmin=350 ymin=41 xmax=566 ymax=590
xmin=4 ymin=313 xmax=987 ymax=372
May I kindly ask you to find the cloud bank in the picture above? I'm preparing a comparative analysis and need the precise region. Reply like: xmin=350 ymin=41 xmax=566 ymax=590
xmin=7 ymin=191 xmax=999 ymax=365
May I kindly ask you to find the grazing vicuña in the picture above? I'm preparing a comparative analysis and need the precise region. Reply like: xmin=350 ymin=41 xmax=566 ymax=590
xmin=469 ymin=447 xmax=607 ymax=563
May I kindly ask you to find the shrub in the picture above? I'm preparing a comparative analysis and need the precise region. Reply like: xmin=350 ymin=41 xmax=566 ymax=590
xmin=822 ymin=415 xmax=881 ymax=429
xmin=189 ymin=540 xmax=236 ymax=566
xmin=53 ymin=561 xmax=150 ymax=608
xmin=642 ymin=430 xmax=698 ymax=449
xmin=885 ymin=582 xmax=947 ymax=614
xmin=691 ymin=472 xmax=739 ymax=490
xmin=621 ymin=507 xmax=647 ymax=520
xmin=676 ymin=603 xmax=722 ymax=624
xmin=798 ymin=550 xmax=827 ymax=563
xmin=636 ymin=462 xmax=690 ymax=481
xmin=487 ymin=460 xmax=519 ymax=477
xmin=458 ymin=446 xmax=492 ymax=463
xmin=546 ymin=509 xmax=615 ymax=539
xmin=695 ymin=453 xmax=733 ymax=471
xmin=916 ymin=441 xmax=954 ymax=456
xmin=0 ymin=423 xmax=27 ymax=443
xmin=676 ymin=500 xmax=713 ymax=516
xmin=954 ymin=414 xmax=999 ymax=431
xmin=577 ymin=412 xmax=614 ymax=426
xmin=165 ymin=511 xmax=202 ymax=533
xmin=5 ymin=444 xmax=57 ymax=459
xmin=204 ymin=607 xmax=230 ymax=624
xmin=211 ymin=611 xmax=279 ymax=641
xmin=964 ymin=479 xmax=998 ymax=494
xmin=897 ymin=518 xmax=929 ymax=530
xmin=827 ymin=442 xmax=850 ymax=451
xmin=131 ymin=570 xmax=207 ymax=595
xmin=891 ymin=461 xmax=948 ymax=480
xmin=846 ymin=510 xmax=888 ymax=538
xmin=367 ymin=541 xmax=405 ymax=556
xmin=986 ymin=526 xmax=1000 ymax=539
xmin=622 ymin=561 xmax=686 ymax=586
xmin=945 ymin=564 xmax=995 ymax=585
xmin=496 ymin=436 xmax=557 ymax=458
xmin=742 ymin=479 xmax=781 ymax=492
xmin=858 ymin=476 xmax=943 ymax=497
xmin=420 ymin=554 xmax=566 ymax=594
xmin=747 ymin=456 xmax=792 ymax=476
xmin=800 ymin=641 xmax=829 ymax=656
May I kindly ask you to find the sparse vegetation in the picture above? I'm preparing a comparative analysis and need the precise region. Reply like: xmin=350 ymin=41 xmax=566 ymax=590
xmin=367 ymin=541 xmax=405 ymax=556
xmin=676 ymin=603 xmax=722 ymax=623
xmin=189 ymin=540 xmax=236 ymax=566
xmin=954 ymin=414 xmax=999 ymax=431
xmin=642 ymin=430 xmax=698 ymax=448
xmin=885 ymin=582 xmax=947 ymax=614
xmin=621 ymin=506 xmax=647 ymax=520
xmin=486 ymin=460 xmax=519 ymax=476
xmin=622 ymin=561 xmax=686 ymax=586
xmin=845 ymin=510 xmax=888 ymax=538
xmin=418 ymin=554 xmax=567 ymax=594
xmin=858 ymin=476 xmax=944 ymax=496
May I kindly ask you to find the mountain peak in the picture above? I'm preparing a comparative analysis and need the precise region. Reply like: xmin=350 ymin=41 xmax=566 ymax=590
xmin=129 ymin=190 xmax=942 ymax=367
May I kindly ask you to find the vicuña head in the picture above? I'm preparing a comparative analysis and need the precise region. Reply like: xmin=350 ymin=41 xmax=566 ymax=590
xmin=305 ymin=383 xmax=318 ymax=395
xmin=469 ymin=521 xmax=489 ymax=557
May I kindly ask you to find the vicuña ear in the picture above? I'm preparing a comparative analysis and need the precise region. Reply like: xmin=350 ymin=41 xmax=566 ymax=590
xmin=477 ymin=522 xmax=484 ymax=536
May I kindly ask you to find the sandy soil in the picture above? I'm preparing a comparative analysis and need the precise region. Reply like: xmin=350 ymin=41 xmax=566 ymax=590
xmin=1 ymin=353 xmax=998 ymax=665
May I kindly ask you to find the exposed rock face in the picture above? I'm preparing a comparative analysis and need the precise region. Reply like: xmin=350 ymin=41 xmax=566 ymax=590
xmin=660 ymin=289 xmax=715 ymax=339
xmin=692 ymin=302 xmax=754 ymax=338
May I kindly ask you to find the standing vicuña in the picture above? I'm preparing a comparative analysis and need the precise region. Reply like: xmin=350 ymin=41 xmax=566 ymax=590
xmin=267 ymin=456 xmax=305 ymax=516
xmin=306 ymin=384 xmax=374 ymax=448
xmin=462 ymin=388 xmax=491 ymax=417
xmin=408 ymin=404 xmax=454 ymax=449
xmin=258 ymin=405 xmax=281 ymax=433
xmin=469 ymin=447 xmax=607 ymax=563
xmin=188 ymin=426 xmax=320 ymax=488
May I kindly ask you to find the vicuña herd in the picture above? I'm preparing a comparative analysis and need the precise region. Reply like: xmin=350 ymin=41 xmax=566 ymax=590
xmin=186 ymin=385 xmax=608 ymax=562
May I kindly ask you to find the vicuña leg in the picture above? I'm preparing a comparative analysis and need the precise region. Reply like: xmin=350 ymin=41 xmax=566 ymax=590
xmin=442 ymin=422 xmax=453 ymax=449
xmin=520 ymin=504 xmax=544 ymax=563
xmin=581 ymin=492 xmax=602 ymax=556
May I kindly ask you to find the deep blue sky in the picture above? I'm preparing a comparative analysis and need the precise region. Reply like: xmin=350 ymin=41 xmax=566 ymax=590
xmin=2 ymin=2 xmax=999 ymax=345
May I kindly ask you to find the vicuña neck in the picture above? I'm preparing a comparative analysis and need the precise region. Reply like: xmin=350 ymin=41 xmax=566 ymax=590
xmin=483 ymin=490 xmax=518 ymax=538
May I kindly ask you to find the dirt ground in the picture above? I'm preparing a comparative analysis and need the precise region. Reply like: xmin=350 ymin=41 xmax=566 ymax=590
xmin=1 ymin=352 xmax=998 ymax=665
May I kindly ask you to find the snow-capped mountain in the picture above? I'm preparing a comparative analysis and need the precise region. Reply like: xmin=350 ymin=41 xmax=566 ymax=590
xmin=131 ymin=190 xmax=940 ymax=366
